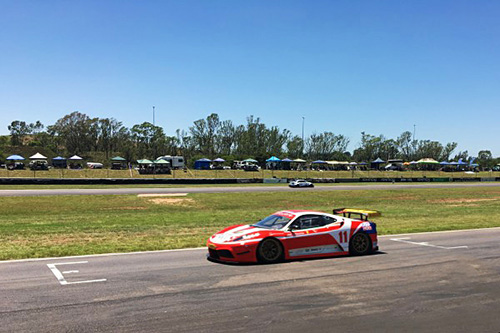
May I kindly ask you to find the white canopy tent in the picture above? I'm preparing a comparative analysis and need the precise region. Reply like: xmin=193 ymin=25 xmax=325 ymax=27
xmin=69 ymin=155 xmax=83 ymax=160
xmin=30 ymin=152 xmax=47 ymax=160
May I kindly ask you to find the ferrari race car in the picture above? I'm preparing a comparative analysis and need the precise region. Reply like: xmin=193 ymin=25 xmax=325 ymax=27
xmin=207 ymin=208 xmax=379 ymax=264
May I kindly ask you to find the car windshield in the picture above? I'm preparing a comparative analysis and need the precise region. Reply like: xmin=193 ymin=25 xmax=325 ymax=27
xmin=251 ymin=214 xmax=291 ymax=230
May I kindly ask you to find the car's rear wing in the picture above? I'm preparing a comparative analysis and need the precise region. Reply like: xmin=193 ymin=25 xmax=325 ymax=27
xmin=333 ymin=208 xmax=381 ymax=221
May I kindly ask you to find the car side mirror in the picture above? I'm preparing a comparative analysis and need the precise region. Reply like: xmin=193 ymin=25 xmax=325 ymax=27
xmin=289 ymin=223 xmax=299 ymax=231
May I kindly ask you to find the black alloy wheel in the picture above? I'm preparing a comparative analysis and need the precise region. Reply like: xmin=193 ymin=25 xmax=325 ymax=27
xmin=257 ymin=238 xmax=284 ymax=264
xmin=349 ymin=232 xmax=371 ymax=256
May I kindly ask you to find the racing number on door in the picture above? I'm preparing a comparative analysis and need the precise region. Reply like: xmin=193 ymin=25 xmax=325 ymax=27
xmin=338 ymin=231 xmax=348 ymax=243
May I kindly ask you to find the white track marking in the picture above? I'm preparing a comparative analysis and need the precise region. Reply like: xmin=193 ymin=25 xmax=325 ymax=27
xmin=47 ymin=261 xmax=107 ymax=285
xmin=3 ymin=227 xmax=500 ymax=265
xmin=390 ymin=237 xmax=468 ymax=250
xmin=62 ymin=270 xmax=79 ymax=274
xmin=379 ymin=226 xmax=500 ymax=238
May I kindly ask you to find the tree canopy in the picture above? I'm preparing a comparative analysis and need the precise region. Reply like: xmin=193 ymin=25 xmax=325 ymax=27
xmin=3 ymin=111 xmax=495 ymax=166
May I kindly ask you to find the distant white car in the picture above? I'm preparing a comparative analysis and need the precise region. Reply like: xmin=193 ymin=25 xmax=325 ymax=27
xmin=87 ymin=162 xmax=103 ymax=169
xmin=289 ymin=179 xmax=314 ymax=188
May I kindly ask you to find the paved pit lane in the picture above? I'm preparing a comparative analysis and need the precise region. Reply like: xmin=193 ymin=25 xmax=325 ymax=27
xmin=1 ymin=228 xmax=499 ymax=332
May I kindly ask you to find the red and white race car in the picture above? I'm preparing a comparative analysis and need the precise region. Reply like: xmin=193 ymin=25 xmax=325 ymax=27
xmin=207 ymin=208 xmax=379 ymax=264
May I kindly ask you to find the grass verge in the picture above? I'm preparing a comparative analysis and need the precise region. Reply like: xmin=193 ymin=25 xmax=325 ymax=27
xmin=1 ymin=186 xmax=499 ymax=260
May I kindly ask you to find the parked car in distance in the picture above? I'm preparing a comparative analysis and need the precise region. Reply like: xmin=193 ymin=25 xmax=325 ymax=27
xmin=289 ymin=179 xmax=314 ymax=188
xmin=87 ymin=162 xmax=104 ymax=169
xmin=243 ymin=164 xmax=260 ymax=172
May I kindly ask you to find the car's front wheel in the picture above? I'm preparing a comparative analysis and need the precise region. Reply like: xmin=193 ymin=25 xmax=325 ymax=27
xmin=349 ymin=232 xmax=372 ymax=256
xmin=257 ymin=238 xmax=284 ymax=264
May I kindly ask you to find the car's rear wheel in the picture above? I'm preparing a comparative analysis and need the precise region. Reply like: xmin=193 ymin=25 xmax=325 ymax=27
xmin=349 ymin=232 xmax=372 ymax=256
xmin=257 ymin=238 xmax=284 ymax=264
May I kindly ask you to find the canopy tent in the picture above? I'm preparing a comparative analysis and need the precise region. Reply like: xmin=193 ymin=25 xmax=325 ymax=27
xmin=280 ymin=158 xmax=293 ymax=170
xmin=110 ymin=156 xmax=127 ymax=170
xmin=137 ymin=159 xmax=153 ymax=164
xmin=265 ymin=156 xmax=281 ymax=170
xmin=326 ymin=161 xmax=349 ymax=170
xmin=440 ymin=161 xmax=450 ymax=165
xmin=51 ymin=156 xmax=67 ymax=168
xmin=311 ymin=160 xmax=327 ymax=164
xmin=371 ymin=157 xmax=385 ymax=170
xmin=243 ymin=158 xmax=258 ymax=163
xmin=349 ymin=162 xmax=357 ymax=165
xmin=417 ymin=158 xmax=439 ymax=164
xmin=358 ymin=162 xmax=368 ymax=165
xmin=28 ymin=153 xmax=48 ymax=170
xmin=293 ymin=158 xmax=306 ymax=163
xmin=30 ymin=152 xmax=47 ymax=159
xmin=266 ymin=156 xmax=281 ymax=162
xmin=213 ymin=158 xmax=225 ymax=163
xmin=6 ymin=154 xmax=25 ymax=160
xmin=194 ymin=158 xmax=211 ymax=170
xmin=67 ymin=155 xmax=83 ymax=169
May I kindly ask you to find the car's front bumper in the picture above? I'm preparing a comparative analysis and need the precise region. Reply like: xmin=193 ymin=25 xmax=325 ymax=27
xmin=207 ymin=240 xmax=258 ymax=263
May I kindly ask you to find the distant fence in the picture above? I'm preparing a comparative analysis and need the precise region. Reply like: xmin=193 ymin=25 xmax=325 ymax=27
xmin=0 ymin=177 xmax=499 ymax=185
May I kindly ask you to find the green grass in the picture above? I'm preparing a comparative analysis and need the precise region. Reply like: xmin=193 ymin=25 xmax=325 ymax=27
xmin=1 ymin=186 xmax=499 ymax=260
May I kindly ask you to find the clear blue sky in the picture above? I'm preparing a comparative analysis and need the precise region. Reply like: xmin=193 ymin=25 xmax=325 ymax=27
xmin=1 ymin=0 xmax=499 ymax=156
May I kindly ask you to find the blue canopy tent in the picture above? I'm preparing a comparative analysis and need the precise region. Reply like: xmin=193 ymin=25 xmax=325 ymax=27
xmin=280 ymin=157 xmax=293 ymax=170
xmin=212 ymin=157 xmax=226 ymax=170
xmin=439 ymin=161 xmax=451 ymax=171
xmin=6 ymin=154 xmax=25 ymax=170
xmin=52 ymin=156 xmax=68 ymax=169
xmin=266 ymin=156 xmax=281 ymax=162
xmin=6 ymin=154 xmax=25 ymax=160
xmin=194 ymin=158 xmax=212 ymax=170
xmin=311 ymin=160 xmax=327 ymax=171
xmin=371 ymin=157 xmax=385 ymax=170
xmin=266 ymin=156 xmax=281 ymax=170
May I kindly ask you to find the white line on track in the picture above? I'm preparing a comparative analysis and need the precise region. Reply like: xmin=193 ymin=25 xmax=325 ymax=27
xmin=47 ymin=261 xmax=107 ymax=285
xmin=390 ymin=237 xmax=468 ymax=250
xmin=378 ymin=226 xmax=500 ymax=238
xmin=2 ymin=226 xmax=500 ymax=265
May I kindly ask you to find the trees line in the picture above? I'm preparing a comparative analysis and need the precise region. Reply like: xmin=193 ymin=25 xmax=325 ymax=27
xmin=2 ymin=111 xmax=498 ymax=168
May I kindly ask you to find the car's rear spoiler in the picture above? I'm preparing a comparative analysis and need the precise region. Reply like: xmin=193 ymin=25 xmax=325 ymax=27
xmin=333 ymin=208 xmax=381 ymax=221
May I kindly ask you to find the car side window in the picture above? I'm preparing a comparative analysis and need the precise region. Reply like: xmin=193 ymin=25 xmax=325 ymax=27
xmin=296 ymin=215 xmax=323 ymax=229
xmin=321 ymin=216 xmax=337 ymax=226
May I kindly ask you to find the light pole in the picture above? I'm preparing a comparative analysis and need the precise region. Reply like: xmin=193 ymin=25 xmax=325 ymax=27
xmin=301 ymin=116 xmax=305 ymax=156
xmin=153 ymin=106 xmax=155 ymax=126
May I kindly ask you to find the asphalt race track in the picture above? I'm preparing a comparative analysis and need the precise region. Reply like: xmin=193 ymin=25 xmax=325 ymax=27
xmin=0 ymin=182 xmax=499 ymax=197
xmin=1 ymin=228 xmax=499 ymax=332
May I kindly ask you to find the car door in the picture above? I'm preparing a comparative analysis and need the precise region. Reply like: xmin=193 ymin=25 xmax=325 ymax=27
xmin=284 ymin=215 xmax=339 ymax=257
